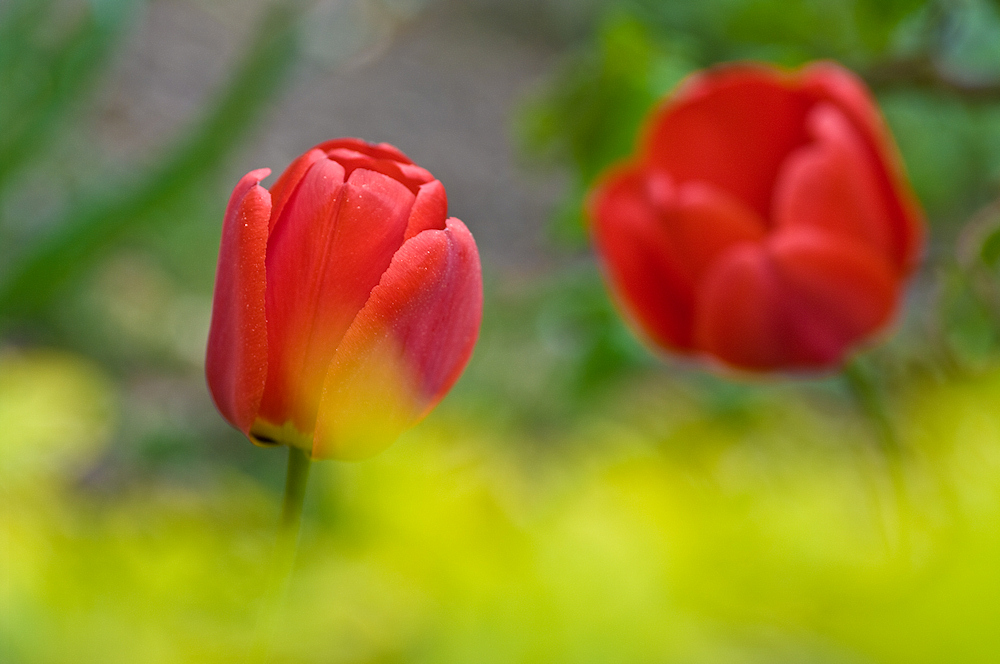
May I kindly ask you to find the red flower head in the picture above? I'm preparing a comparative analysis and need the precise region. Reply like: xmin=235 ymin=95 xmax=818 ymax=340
xmin=589 ymin=62 xmax=925 ymax=372
xmin=206 ymin=139 xmax=482 ymax=460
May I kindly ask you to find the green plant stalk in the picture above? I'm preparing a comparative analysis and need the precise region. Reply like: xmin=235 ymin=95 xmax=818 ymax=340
xmin=280 ymin=446 xmax=312 ymax=546
xmin=252 ymin=445 xmax=312 ymax=662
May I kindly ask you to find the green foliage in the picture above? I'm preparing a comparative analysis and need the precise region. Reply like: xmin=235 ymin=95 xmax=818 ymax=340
xmin=520 ymin=0 xmax=1000 ymax=235
xmin=0 ymin=0 xmax=303 ymax=323
xmin=940 ymin=269 xmax=999 ymax=368
xmin=451 ymin=268 xmax=653 ymax=439
xmin=980 ymin=224 xmax=1000 ymax=266
xmin=940 ymin=0 xmax=1000 ymax=80
xmin=726 ymin=0 xmax=861 ymax=62
xmin=517 ymin=16 xmax=695 ymax=245
xmin=879 ymin=93 xmax=995 ymax=218
xmin=0 ymin=0 xmax=136 ymax=194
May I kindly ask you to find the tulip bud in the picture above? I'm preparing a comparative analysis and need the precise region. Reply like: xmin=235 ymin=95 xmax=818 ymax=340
xmin=589 ymin=62 xmax=925 ymax=372
xmin=206 ymin=139 xmax=483 ymax=460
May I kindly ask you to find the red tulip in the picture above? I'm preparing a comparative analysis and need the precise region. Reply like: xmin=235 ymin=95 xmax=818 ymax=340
xmin=206 ymin=139 xmax=482 ymax=460
xmin=589 ymin=62 xmax=925 ymax=372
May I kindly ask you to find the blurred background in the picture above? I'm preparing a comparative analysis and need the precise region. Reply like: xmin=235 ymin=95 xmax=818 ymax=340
xmin=3 ymin=0 xmax=1000 ymax=661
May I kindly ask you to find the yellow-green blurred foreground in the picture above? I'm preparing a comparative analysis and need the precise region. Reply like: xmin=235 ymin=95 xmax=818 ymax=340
xmin=4 ymin=348 xmax=1000 ymax=663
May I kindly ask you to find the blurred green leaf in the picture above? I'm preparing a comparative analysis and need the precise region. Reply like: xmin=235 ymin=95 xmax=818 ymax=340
xmin=0 ymin=1 xmax=303 ymax=323
xmin=880 ymin=92 xmax=997 ymax=219
xmin=938 ymin=0 xmax=1000 ymax=81
xmin=938 ymin=265 xmax=1000 ymax=369
xmin=854 ymin=0 xmax=927 ymax=52
xmin=519 ymin=16 xmax=659 ymax=182
xmin=725 ymin=0 xmax=859 ymax=63
xmin=536 ymin=267 xmax=651 ymax=398
xmin=0 ymin=0 xmax=136 ymax=195
xmin=981 ymin=225 xmax=1000 ymax=266
xmin=517 ymin=14 xmax=695 ymax=245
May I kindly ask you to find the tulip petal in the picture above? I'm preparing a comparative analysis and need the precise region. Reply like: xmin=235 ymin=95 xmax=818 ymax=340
xmin=773 ymin=103 xmax=896 ymax=264
xmin=325 ymin=147 xmax=434 ymax=194
xmin=695 ymin=229 xmax=898 ymax=371
xmin=802 ymin=62 xmax=925 ymax=273
xmin=316 ymin=138 xmax=414 ymax=164
xmin=590 ymin=167 xmax=767 ymax=352
xmin=313 ymin=218 xmax=482 ymax=460
xmin=405 ymin=179 xmax=448 ymax=240
xmin=801 ymin=62 xmax=889 ymax=157
xmin=645 ymin=64 xmax=813 ymax=218
xmin=691 ymin=245 xmax=787 ymax=370
xmin=205 ymin=168 xmax=272 ymax=434
xmin=772 ymin=228 xmax=898 ymax=325
xmin=258 ymin=163 xmax=415 ymax=436
xmin=266 ymin=149 xmax=326 ymax=234
xmin=318 ymin=138 xmax=434 ymax=194
xmin=667 ymin=179 xmax=768 ymax=280
xmin=590 ymin=166 xmax=697 ymax=350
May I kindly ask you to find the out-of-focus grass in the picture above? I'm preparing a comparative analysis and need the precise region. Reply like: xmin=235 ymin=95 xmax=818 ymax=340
xmin=4 ymin=346 xmax=1000 ymax=663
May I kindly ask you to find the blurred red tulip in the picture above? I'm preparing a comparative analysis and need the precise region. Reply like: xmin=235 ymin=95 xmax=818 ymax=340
xmin=206 ymin=139 xmax=482 ymax=460
xmin=589 ymin=62 xmax=925 ymax=372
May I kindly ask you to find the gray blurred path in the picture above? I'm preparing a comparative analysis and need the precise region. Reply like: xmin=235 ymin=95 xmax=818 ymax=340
xmin=256 ymin=1 xmax=568 ymax=273
xmin=99 ymin=0 xmax=571 ymax=273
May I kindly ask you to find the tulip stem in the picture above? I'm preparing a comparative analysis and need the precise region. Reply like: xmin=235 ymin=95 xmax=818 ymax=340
xmin=280 ymin=445 xmax=312 ymax=542
xmin=842 ymin=358 xmax=911 ymax=559
xmin=251 ymin=446 xmax=312 ymax=662
xmin=273 ymin=445 xmax=312 ymax=598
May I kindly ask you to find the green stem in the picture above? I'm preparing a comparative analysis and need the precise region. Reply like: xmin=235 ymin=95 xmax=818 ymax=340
xmin=842 ymin=358 xmax=910 ymax=559
xmin=280 ymin=445 xmax=312 ymax=543
xmin=252 ymin=446 xmax=312 ymax=661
